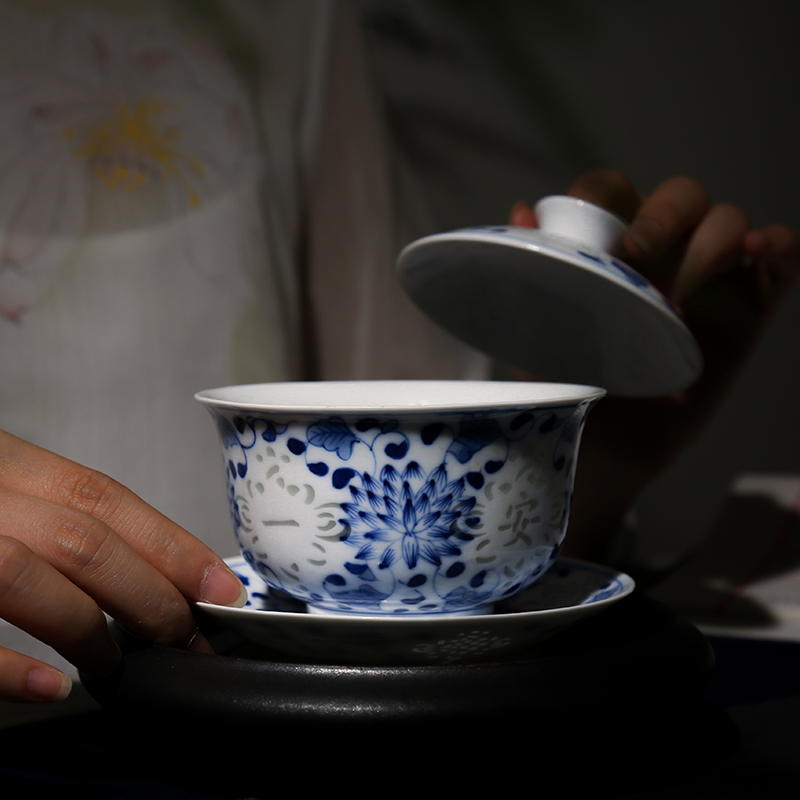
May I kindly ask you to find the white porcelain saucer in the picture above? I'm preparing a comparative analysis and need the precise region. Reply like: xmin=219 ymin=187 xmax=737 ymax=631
xmin=196 ymin=555 xmax=635 ymax=667
xmin=396 ymin=197 xmax=703 ymax=397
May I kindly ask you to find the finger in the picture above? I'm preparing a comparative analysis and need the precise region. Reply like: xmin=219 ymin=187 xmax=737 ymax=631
xmin=0 ymin=534 xmax=121 ymax=675
xmin=624 ymin=175 xmax=712 ymax=262
xmin=673 ymin=202 xmax=749 ymax=304
xmin=0 ymin=431 xmax=246 ymax=609
xmin=1 ymin=487 xmax=214 ymax=654
xmin=746 ymin=224 xmax=800 ymax=281
xmin=509 ymin=200 xmax=537 ymax=227
xmin=745 ymin=224 xmax=800 ymax=263
xmin=567 ymin=167 xmax=642 ymax=222
xmin=743 ymin=224 xmax=800 ymax=323
xmin=0 ymin=646 xmax=73 ymax=703
xmin=681 ymin=223 xmax=799 ymax=426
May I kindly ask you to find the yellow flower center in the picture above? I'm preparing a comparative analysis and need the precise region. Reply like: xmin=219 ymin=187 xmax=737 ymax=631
xmin=64 ymin=99 xmax=204 ymax=208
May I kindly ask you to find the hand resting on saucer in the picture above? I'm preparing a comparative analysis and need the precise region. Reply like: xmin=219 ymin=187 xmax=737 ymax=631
xmin=0 ymin=430 xmax=246 ymax=703
xmin=511 ymin=168 xmax=800 ymax=561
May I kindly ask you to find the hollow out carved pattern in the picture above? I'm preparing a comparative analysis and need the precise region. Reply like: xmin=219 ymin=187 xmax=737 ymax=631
xmin=212 ymin=404 xmax=589 ymax=614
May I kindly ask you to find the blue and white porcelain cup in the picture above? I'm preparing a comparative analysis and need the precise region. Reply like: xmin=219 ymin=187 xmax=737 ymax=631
xmin=196 ymin=381 xmax=605 ymax=617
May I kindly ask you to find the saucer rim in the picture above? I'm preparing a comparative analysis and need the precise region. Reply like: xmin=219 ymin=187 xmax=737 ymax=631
xmin=197 ymin=556 xmax=636 ymax=627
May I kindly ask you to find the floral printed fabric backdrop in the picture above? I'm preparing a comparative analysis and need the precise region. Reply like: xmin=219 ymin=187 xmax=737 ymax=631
xmin=0 ymin=0 xmax=271 ymax=318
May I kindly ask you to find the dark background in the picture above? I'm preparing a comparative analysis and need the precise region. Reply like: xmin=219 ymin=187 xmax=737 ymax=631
xmin=360 ymin=0 xmax=800 ymax=567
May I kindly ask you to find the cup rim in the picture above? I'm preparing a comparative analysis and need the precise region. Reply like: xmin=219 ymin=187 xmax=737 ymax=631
xmin=195 ymin=380 xmax=606 ymax=414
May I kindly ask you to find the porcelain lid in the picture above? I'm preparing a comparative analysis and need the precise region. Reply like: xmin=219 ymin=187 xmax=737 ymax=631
xmin=396 ymin=196 xmax=702 ymax=397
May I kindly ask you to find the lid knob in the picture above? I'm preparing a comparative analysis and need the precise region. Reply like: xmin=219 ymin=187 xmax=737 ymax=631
xmin=535 ymin=196 xmax=627 ymax=257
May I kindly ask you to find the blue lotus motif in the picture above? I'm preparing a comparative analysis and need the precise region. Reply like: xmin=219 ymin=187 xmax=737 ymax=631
xmin=340 ymin=460 xmax=480 ymax=571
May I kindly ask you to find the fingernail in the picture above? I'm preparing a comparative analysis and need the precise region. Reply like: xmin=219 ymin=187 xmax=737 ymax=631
xmin=186 ymin=629 xmax=215 ymax=655
xmin=28 ymin=667 xmax=73 ymax=703
xmin=201 ymin=564 xmax=248 ymax=607
xmin=627 ymin=218 xmax=664 ymax=260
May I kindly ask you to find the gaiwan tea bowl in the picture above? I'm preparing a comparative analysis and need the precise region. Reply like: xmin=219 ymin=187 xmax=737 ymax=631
xmin=196 ymin=381 xmax=605 ymax=617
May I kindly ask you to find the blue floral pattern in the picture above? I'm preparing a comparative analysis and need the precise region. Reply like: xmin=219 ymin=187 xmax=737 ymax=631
xmin=209 ymin=401 xmax=596 ymax=615
xmin=203 ymin=555 xmax=633 ymax=666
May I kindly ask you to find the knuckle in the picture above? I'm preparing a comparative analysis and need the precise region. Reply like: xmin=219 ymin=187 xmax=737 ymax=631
xmin=50 ymin=465 xmax=125 ymax=523
xmin=48 ymin=513 xmax=114 ymax=576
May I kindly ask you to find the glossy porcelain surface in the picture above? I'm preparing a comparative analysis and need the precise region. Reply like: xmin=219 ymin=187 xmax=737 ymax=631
xmin=397 ymin=196 xmax=703 ymax=397
xmin=196 ymin=381 xmax=604 ymax=616
xmin=534 ymin=195 xmax=627 ymax=257
xmin=196 ymin=555 xmax=635 ymax=665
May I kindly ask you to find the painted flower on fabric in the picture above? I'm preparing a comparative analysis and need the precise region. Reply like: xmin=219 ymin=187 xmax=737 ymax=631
xmin=0 ymin=6 xmax=260 ymax=320
xmin=340 ymin=460 xmax=481 ymax=571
